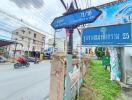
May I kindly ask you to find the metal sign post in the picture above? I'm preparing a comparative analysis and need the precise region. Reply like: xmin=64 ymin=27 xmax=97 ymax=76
xmin=51 ymin=3 xmax=102 ymax=99
xmin=64 ymin=28 xmax=74 ymax=100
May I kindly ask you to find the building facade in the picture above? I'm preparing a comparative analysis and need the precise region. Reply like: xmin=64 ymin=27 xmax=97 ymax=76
xmin=10 ymin=27 xmax=45 ymax=57
xmin=48 ymin=38 xmax=65 ymax=52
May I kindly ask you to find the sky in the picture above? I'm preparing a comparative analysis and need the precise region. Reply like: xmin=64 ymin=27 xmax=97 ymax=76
xmin=0 ymin=0 xmax=117 ymax=47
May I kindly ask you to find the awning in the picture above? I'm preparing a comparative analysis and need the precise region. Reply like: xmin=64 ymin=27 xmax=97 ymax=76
xmin=0 ymin=39 xmax=15 ymax=47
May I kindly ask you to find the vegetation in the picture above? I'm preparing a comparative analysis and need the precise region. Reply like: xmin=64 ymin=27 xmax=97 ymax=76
xmin=95 ymin=47 xmax=105 ymax=59
xmin=0 ymin=47 xmax=5 ymax=53
xmin=78 ymin=60 xmax=121 ymax=100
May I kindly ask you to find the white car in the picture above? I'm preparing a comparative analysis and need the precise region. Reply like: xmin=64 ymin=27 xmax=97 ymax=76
xmin=0 ymin=56 xmax=7 ymax=63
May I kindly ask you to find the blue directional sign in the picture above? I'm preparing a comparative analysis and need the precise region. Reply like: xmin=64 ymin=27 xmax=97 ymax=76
xmin=82 ymin=23 xmax=132 ymax=45
xmin=51 ymin=7 xmax=102 ymax=29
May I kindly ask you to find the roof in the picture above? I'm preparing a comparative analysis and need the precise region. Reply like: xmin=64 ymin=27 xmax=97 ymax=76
xmin=12 ymin=27 xmax=45 ymax=37
xmin=0 ymin=39 xmax=15 ymax=47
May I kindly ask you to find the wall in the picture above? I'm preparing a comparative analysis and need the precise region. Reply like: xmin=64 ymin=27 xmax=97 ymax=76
xmin=120 ymin=47 xmax=132 ymax=84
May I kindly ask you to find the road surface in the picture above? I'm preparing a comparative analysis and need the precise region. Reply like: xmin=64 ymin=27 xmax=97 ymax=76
xmin=0 ymin=61 xmax=51 ymax=100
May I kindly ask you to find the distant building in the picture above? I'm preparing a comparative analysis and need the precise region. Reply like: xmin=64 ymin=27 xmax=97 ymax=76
xmin=76 ymin=44 xmax=95 ymax=55
xmin=9 ymin=27 xmax=45 ymax=57
xmin=48 ymin=38 xmax=65 ymax=52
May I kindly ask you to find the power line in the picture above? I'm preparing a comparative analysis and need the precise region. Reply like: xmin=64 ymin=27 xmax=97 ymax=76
xmin=22 ymin=0 xmax=51 ymax=26
xmin=0 ymin=8 xmax=53 ymax=37
xmin=0 ymin=34 xmax=11 ymax=40
xmin=80 ymin=0 xmax=85 ymax=9
xmin=60 ymin=0 xmax=67 ymax=10
xmin=0 ymin=1 xmax=66 ymax=38
xmin=74 ymin=0 xmax=79 ymax=9
xmin=0 ymin=14 xmax=24 ymax=30
xmin=0 ymin=34 xmax=44 ymax=46
xmin=0 ymin=27 xmax=45 ymax=44
xmin=85 ymin=0 xmax=88 ymax=8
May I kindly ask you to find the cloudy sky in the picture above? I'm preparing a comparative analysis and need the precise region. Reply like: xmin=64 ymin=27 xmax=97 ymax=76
xmin=0 ymin=0 xmax=117 ymax=46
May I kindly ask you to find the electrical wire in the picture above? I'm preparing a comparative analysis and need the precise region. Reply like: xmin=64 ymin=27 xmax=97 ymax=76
xmin=0 ymin=27 xmax=45 ymax=44
xmin=0 ymin=8 xmax=53 ymax=37
xmin=0 ymin=0 xmax=66 ymax=37
xmin=13 ymin=1 xmax=52 ymax=34
xmin=0 ymin=34 xmax=44 ymax=46
xmin=85 ymin=0 xmax=89 ymax=8
xmin=0 ymin=0 xmax=75 ymax=38
xmin=0 ymin=10 xmax=25 ymax=28
xmin=80 ymin=0 xmax=85 ymax=9
xmin=22 ymin=0 xmax=51 ymax=25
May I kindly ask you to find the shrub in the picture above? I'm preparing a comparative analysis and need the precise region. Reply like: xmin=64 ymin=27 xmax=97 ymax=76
xmin=95 ymin=47 xmax=105 ymax=59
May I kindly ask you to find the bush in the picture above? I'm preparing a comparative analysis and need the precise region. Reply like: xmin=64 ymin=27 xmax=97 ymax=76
xmin=95 ymin=47 xmax=105 ymax=59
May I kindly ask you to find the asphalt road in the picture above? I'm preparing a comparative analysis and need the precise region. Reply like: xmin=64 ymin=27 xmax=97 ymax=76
xmin=0 ymin=61 xmax=51 ymax=100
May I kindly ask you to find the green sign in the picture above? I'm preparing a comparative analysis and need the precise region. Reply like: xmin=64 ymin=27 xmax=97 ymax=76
xmin=102 ymin=55 xmax=110 ymax=66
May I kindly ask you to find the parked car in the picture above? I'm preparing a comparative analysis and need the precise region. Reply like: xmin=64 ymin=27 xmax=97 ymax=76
xmin=44 ymin=52 xmax=51 ymax=59
xmin=0 ymin=56 xmax=7 ymax=63
xmin=25 ymin=57 xmax=35 ymax=62
xmin=44 ymin=47 xmax=58 ymax=59
xmin=25 ymin=57 xmax=39 ymax=63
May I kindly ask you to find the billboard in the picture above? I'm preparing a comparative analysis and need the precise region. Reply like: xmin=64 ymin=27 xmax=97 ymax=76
xmin=89 ymin=0 xmax=132 ymax=26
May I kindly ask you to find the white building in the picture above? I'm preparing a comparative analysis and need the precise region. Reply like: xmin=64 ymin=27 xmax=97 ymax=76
xmin=48 ymin=38 xmax=65 ymax=52
xmin=9 ymin=27 xmax=45 ymax=57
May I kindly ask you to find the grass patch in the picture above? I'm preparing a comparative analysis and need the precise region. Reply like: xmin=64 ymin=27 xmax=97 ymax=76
xmin=79 ymin=60 xmax=121 ymax=100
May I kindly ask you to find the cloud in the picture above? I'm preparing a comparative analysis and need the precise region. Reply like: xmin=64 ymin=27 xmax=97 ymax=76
xmin=10 ymin=0 xmax=44 ymax=9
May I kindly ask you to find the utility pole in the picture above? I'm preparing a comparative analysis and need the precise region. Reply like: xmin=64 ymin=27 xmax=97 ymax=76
xmin=53 ymin=31 xmax=56 ymax=53
xmin=28 ymin=38 xmax=31 ymax=57
xmin=59 ymin=1 xmax=76 ymax=100
xmin=13 ymin=38 xmax=17 ymax=62
xmin=59 ymin=0 xmax=85 ymax=99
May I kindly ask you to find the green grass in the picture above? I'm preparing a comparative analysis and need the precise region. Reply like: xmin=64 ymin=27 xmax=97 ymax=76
xmin=79 ymin=60 xmax=121 ymax=100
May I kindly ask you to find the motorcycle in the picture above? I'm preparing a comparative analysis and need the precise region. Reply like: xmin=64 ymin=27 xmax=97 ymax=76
xmin=14 ymin=57 xmax=30 ymax=69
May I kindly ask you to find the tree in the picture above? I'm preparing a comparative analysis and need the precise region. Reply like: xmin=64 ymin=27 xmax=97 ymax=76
xmin=95 ymin=47 xmax=105 ymax=59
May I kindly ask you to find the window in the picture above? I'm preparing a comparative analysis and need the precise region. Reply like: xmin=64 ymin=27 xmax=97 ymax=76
xmin=33 ymin=39 xmax=36 ymax=44
xmin=29 ymin=31 xmax=31 ymax=34
xmin=34 ymin=33 xmax=36 ymax=38
xmin=28 ymin=38 xmax=31 ymax=41
xmin=32 ymin=46 xmax=35 ymax=51
xmin=21 ymin=37 xmax=24 ymax=40
xmin=42 ymin=37 xmax=45 ymax=41
xmin=21 ymin=30 xmax=25 ymax=34
xmin=16 ymin=32 xmax=19 ymax=35
xmin=21 ymin=44 xmax=23 ymax=47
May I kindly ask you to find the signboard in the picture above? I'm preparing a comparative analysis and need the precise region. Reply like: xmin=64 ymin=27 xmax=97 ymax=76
xmin=51 ymin=7 xmax=102 ymax=29
xmin=102 ymin=55 xmax=110 ymax=66
xmin=82 ymin=23 xmax=132 ymax=45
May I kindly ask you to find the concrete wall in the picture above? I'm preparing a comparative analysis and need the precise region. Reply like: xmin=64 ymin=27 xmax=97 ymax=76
xmin=120 ymin=47 xmax=132 ymax=84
